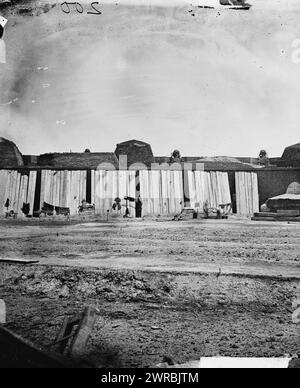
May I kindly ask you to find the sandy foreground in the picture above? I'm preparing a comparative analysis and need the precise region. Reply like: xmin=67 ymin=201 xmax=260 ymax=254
xmin=0 ymin=217 xmax=300 ymax=367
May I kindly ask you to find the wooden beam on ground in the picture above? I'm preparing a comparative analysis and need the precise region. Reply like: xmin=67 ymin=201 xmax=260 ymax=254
xmin=0 ymin=258 xmax=39 ymax=264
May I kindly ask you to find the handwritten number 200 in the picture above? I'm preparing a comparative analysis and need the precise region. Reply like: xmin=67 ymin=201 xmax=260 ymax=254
xmin=61 ymin=2 xmax=102 ymax=15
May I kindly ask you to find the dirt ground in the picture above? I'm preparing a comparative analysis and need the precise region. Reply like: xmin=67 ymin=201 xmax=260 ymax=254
xmin=0 ymin=217 xmax=300 ymax=367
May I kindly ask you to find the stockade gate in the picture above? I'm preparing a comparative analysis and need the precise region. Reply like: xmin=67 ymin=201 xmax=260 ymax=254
xmin=0 ymin=168 xmax=259 ymax=218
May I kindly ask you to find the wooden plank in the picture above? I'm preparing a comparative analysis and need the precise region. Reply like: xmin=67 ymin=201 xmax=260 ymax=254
xmin=128 ymin=170 xmax=136 ymax=200
xmin=106 ymin=170 xmax=114 ymax=214
xmin=0 ymin=258 xmax=39 ymax=264
xmin=102 ymin=170 xmax=109 ymax=215
xmin=112 ymin=170 xmax=118 ymax=205
xmin=51 ymin=171 xmax=57 ymax=207
xmin=76 ymin=170 xmax=81 ymax=213
xmin=243 ymin=173 xmax=248 ymax=215
xmin=151 ymin=170 xmax=160 ymax=216
xmin=17 ymin=175 xmax=25 ymax=216
xmin=248 ymin=172 xmax=253 ymax=214
xmin=207 ymin=172 xmax=213 ymax=207
xmin=10 ymin=171 xmax=18 ymax=212
xmin=39 ymin=171 xmax=46 ymax=208
xmin=16 ymin=174 xmax=23 ymax=215
xmin=100 ymin=170 xmax=106 ymax=215
xmin=58 ymin=171 xmax=63 ymax=207
xmin=44 ymin=170 xmax=50 ymax=204
xmin=91 ymin=170 xmax=95 ymax=206
xmin=55 ymin=171 xmax=61 ymax=207
xmin=235 ymin=172 xmax=240 ymax=214
xmin=161 ymin=170 xmax=168 ymax=215
xmin=65 ymin=170 xmax=71 ymax=209
xmin=50 ymin=170 xmax=55 ymax=205
xmin=215 ymin=172 xmax=222 ymax=207
xmin=94 ymin=170 xmax=100 ymax=215
xmin=224 ymin=172 xmax=232 ymax=204
xmin=239 ymin=172 xmax=244 ymax=215
xmin=62 ymin=170 xmax=67 ymax=207
xmin=252 ymin=172 xmax=259 ymax=214
xmin=173 ymin=170 xmax=183 ymax=214
xmin=4 ymin=171 xmax=13 ymax=211
xmin=27 ymin=171 xmax=36 ymax=216
xmin=118 ymin=170 xmax=126 ymax=216
xmin=212 ymin=172 xmax=219 ymax=208
xmin=82 ymin=171 xmax=87 ymax=203
xmin=169 ymin=171 xmax=176 ymax=214
xmin=140 ymin=170 xmax=149 ymax=216
xmin=244 ymin=172 xmax=249 ymax=215
xmin=69 ymin=171 xmax=74 ymax=215
xmin=148 ymin=170 xmax=154 ymax=216
xmin=165 ymin=170 xmax=171 ymax=215
xmin=183 ymin=170 xmax=192 ymax=209
xmin=0 ymin=170 xmax=9 ymax=215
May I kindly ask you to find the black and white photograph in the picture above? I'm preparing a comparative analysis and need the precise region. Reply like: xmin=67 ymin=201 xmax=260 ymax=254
xmin=0 ymin=0 xmax=300 ymax=372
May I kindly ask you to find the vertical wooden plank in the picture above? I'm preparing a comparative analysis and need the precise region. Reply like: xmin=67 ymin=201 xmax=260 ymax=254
xmin=248 ymin=172 xmax=252 ymax=214
xmin=62 ymin=170 xmax=67 ymax=207
xmin=94 ymin=170 xmax=100 ymax=215
xmin=242 ymin=172 xmax=247 ymax=215
xmin=52 ymin=171 xmax=57 ymax=207
xmin=235 ymin=172 xmax=240 ymax=214
xmin=70 ymin=171 xmax=77 ymax=215
xmin=40 ymin=170 xmax=46 ymax=208
xmin=3 ymin=171 xmax=11 ymax=212
xmin=148 ymin=170 xmax=154 ymax=216
xmin=22 ymin=175 xmax=29 ymax=214
xmin=111 ymin=170 xmax=118 ymax=205
xmin=44 ymin=170 xmax=50 ymax=204
xmin=65 ymin=170 xmax=71 ymax=210
xmin=69 ymin=171 xmax=74 ymax=215
xmin=102 ymin=170 xmax=108 ymax=214
xmin=173 ymin=170 xmax=183 ymax=214
xmin=194 ymin=170 xmax=203 ymax=211
xmin=139 ymin=170 xmax=148 ymax=216
xmin=27 ymin=171 xmax=37 ymax=216
xmin=128 ymin=170 xmax=136 ymax=199
xmin=100 ymin=170 xmax=106 ymax=216
xmin=151 ymin=170 xmax=160 ymax=216
xmin=223 ymin=172 xmax=231 ymax=205
xmin=58 ymin=171 xmax=63 ymax=207
xmin=252 ymin=172 xmax=259 ymax=214
xmin=116 ymin=170 xmax=123 ymax=216
xmin=168 ymin=170 xmax=175 ymax=214
xmin=55 ymin=171 xmax=60 ymax=207
xmin=91 ymin=170 xmax=95 ymax=206
xmin=17 ymin=174 xmax=24 ymax=216
xmin=11 ymin=172 xmax=18 ymax=213
xmin=106 ymin=170 xmax=113 ymax=214
xmin=9 ymin=171 xmax=17 ymax=212
xmin=188 ymin=170 xmax=196 ymax=208
xmin=0 ymin=170 xmax=8 ymax=215
xmin=82 ymin=170 xmax=87 ymax=203
xmin=160 ymin=170 xmax=166 ymax=215
xmin=204 ymin=172 xmax=211 ymax=207
xmin=166 ymin=170 xmax=172 ymax=215
xmin=49 ymin=170 xmax=54 ymax=205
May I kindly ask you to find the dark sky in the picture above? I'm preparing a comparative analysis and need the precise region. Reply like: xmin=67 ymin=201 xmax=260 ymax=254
xmin=1 ymin=0 xmax=300 ymax=157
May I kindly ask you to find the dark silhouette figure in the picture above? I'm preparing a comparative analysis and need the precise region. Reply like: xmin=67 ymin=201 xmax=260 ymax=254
xmin=136 ymin=196 xmax=143 ymax=218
